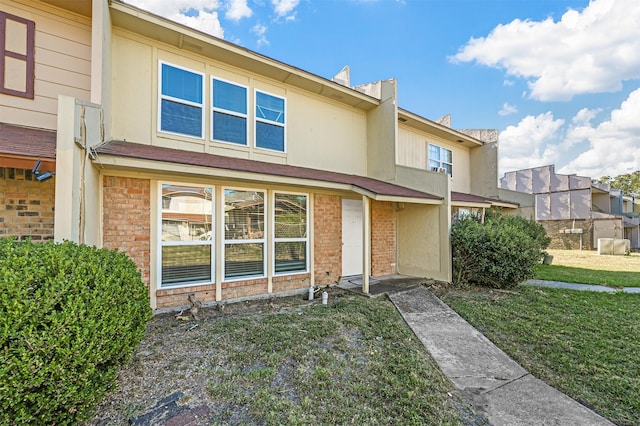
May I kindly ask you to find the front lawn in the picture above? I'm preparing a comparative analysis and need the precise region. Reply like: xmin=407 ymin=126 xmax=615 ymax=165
xmin=438 ymin=286 xmax=640 ymax=426
xmin=535 ymin=249 xmax=640 ymax=287
xmin=89 ymin=290 xmax=467 ymax=425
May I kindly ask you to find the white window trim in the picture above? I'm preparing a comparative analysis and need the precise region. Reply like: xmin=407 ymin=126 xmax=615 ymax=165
xmin=254 ymin=89 xmax=287 ymax=153
xmin=211 ymin=76 xmax=249 ymax=146
xmin=272 ymin=191 xmax=309 ymax=276
xmin=222 ymin=187 xmax=268 ymax=282
xmin=158 ymin=61 xmax=206 ymax=139
xmin=428 ymin=143 xmax=453 ymax=176
xmin=158 ymin=182 xmax=215 ymax=289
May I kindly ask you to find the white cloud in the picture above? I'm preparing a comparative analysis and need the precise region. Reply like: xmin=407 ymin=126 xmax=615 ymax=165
xmin=451 ymin=0 xmax=640 ymax=101
xmin=125 ymin=0 xmax=224 ymax=37
xmin=498 ymin=102 xmax=517 ymax=116
xmin=571 ymin=107 xmax=601 ymax=126
xmin=226 ymin=0 xmax=252 ymax=21
xmin=558 ymin=88 xmax=640 ymax=177
xmin=272 ymin=0 xmax=300 ymax=20
xmin=252 ymin=23 xmax=269 ymax=47
xmin=500 ymin=89 xmax=640 ymax=178
xmin=499 ymin=112 xmax=565 ymax=173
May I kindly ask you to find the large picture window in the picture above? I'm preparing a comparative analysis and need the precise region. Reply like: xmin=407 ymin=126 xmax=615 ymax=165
xmin=255 ymin=91 xmax=285 ymax=152
xmin=274 ymin=192 xmax=308 ymax=274
xmin=428 ymin=144 xmax=453 ymax=176
xmin=160 ymin=184 xmax=214 ymax=287
xmin=224 ymin=189 xmax=266 ymax=279
xmin=159 ymin=62 xmax=204 ymax=138
xmin=212 ymin=78 xmax=247 ymax=145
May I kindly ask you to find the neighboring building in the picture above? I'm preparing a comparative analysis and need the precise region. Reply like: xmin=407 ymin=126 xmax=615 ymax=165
xmin=1 ymin=0 xmax=513 ymax=310
xmin=500 ymin=165 xmax=640 ymax=250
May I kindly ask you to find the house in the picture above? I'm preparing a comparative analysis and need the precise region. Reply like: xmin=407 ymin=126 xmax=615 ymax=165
xmin=1 ymin=0 xmax=512 ymax=310
xmin=500 ymin=165 xmax=640 ymax=250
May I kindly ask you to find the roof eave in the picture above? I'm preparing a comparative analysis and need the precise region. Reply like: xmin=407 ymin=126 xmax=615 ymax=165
xmin=109 ymin=1 xmax=379 ymax=112
xmin=397 ymin=108 xmax=484 ymax=148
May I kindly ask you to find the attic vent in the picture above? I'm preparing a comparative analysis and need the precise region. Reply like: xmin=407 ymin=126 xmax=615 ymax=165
xmin=398 ymin=117 xmax=407 ymax=123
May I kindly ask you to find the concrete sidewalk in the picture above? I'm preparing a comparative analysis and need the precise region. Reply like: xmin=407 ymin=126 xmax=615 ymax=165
xmin=388 ymin=287 xmax=614 ymax=426
xmin=524 ymin=279 xmax=640 ymax=293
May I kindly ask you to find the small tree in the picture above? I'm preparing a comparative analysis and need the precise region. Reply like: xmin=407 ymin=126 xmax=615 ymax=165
xmin=451 ymin=214 xmax=550 ymax=289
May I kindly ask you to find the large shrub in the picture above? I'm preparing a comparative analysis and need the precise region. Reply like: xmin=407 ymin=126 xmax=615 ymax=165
xmin=0 ymin=239 xmax=152 ymax=424
xmin=451 ymin=214 xmax=550 ymax=289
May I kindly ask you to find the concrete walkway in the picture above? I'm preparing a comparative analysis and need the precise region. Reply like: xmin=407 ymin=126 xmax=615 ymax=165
xmin=524 ymin=279 xmax=640 ymax=293
xmin=388 ymin=287 xmax=614 ymax=426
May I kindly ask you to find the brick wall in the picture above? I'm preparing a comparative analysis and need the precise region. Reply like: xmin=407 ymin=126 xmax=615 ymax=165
xmin=0 ymin=168 xmax=55 ymax=241
xmin=539 ymin=219 xmax=594 ymax=250
xmin=313 ymin=194 xmax=342 ymax=285
xmin=156 ymin=284 xmax=217 ymax=309
xmin=273 ymin=273 xmax=311 ymax=293
xmin=102 ymin=176 xmax=151 ymax=284
xmin=371 ymin=200 xmax=397 ymax=276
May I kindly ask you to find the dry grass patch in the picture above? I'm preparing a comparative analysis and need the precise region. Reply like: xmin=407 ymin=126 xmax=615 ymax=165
xmin=546 ymin=249 xmax=640 ymax=272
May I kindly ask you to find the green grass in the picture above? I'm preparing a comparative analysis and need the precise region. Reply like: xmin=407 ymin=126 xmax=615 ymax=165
xmin=533 ymin=249 xmax=640 ymax=288
xmin=534 ymin=264 xmax=640 ymax=287
xmin=438 ymin=286 xmax=640 ymax=425
xmin=206 ymin=293 xmax=464 ymax=425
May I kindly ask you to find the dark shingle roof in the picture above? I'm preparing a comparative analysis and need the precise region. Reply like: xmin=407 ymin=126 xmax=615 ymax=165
xmin=0 ymin=123 xmax=56 ymax=158
xmin=97 ymin=140 xmax=442 ymax=201
xmin=451 ymin=191 xmax=519 ymax=207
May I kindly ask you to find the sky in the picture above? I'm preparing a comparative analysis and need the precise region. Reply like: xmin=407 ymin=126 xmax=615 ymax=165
xmin=124 ymin=0 xmax=640 ymax=180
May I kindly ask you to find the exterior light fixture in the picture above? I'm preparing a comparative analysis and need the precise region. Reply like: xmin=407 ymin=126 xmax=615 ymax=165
xmin=32 ymin=159 xmax=55 ymax=182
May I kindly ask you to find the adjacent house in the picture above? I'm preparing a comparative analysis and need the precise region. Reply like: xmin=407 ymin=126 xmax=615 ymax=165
xmin=500 ymin=165 xmax=640 ymax=250
xmin=1 ymin=0 xmax=514 ymax=310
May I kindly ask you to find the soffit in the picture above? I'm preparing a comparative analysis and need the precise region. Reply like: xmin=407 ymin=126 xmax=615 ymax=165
xmin=398 ymin=109 xmax=483 ymax=148
xmin=109 ymin=1 xmax=379 ymax=111
xmin=39 ymin=0 xmax=91 ymax=17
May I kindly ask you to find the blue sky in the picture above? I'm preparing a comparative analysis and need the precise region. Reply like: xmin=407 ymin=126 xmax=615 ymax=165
xmin=125 ymin=0 xmax=640 ymax=180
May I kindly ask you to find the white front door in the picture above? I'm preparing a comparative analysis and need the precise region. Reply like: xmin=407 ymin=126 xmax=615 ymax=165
xmin=342 ymin=198 xmax=363 ymax=277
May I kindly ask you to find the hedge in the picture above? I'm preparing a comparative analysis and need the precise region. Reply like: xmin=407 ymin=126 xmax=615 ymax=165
xmin=0 ymin=239 xmax=152 ymax=424
xmin=451 ymin=214 xmax=550 ymax=289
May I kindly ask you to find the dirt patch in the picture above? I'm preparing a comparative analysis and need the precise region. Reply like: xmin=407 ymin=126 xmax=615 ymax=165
xmin=87 ymin=293 xmax=317 ymax=425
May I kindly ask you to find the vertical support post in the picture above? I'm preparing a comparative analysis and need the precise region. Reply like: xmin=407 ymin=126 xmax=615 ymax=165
xmin=362 ymin=195 xmax=371 ymax=294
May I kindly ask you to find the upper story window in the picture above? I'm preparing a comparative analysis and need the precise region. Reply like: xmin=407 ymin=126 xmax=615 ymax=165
xmin=212 ymin=78 xmax=247 ymax=145
xmin=159 ymin=62 xmax=204 ymax=138
xmin=0 ymin=11 xmax=35 ymax=99
xmin=428 ymin=144 xmax=453 ymax=176
xmin=255 ymin=90 xmax=285 ymax=152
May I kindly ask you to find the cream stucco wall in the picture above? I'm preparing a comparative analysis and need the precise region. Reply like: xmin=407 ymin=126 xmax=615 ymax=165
xmin=397 ymin=203 xmax=450 ymax=281
xmin=0 ymin=0 xmax=91 ymax=129
xmin=109 ymin=30 xmax=369 ymax=176
xmin=469 ymin=142 xmax=499 ymax=197
xmin=397 ymin=126 xmax=471 ymax=193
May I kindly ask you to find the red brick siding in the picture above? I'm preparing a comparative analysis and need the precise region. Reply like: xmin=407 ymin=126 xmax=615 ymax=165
xmin=314 ymin=194 xmax=342 ymax=285
xmin=371 ymin=200 xmax=397 ymax=276
xmin=102 ymin=176 xmax=151 ymax=285
xmin=0 ymin=168 xmax=55 ymax=241
xmin=273 ymin=273 xmax=311 ymax=293
xmin=156 ymin=284 xmax=216 ymax=309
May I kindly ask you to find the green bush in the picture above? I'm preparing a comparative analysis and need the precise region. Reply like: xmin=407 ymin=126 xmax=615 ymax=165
xmin=0 ymin=239 xmax=152 ymax=424
xmin=451 ymin=214 xmax=550 ymax=289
